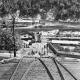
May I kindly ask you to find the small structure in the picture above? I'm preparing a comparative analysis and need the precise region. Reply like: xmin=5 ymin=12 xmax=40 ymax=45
xmin=20 ymin=34 xmax=33 ymax=48
xmin=34 ymin=32 xmax=41 ymax=42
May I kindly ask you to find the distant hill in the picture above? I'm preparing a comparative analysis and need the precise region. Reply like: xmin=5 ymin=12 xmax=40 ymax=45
xmin=0 ymin=0 xmax=80 ymax=21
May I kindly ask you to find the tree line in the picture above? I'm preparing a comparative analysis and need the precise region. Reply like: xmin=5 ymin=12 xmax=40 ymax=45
xmin=0 ymin=0 xmax=80 ymax=20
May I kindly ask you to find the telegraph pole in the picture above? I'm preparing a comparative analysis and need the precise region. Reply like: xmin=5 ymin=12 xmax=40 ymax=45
xmin=12 ymin=17 xmax=16 ymax=57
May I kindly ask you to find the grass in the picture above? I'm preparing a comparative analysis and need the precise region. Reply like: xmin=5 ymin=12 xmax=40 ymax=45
xmin=0 ymin=63 xmax=18 ymax=80
xmin=0 ymin=57 xmax=19 ymax=80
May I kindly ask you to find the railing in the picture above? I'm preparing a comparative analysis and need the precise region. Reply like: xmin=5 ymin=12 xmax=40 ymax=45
xmin=48 ymin=43 xmax=80 ymax=59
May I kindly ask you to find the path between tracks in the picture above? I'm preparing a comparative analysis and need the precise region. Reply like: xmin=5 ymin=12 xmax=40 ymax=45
xmin=10 ymin=57 xmax=35 ymax=80
xmin=21 ymin=58 xmax=53 ymax=80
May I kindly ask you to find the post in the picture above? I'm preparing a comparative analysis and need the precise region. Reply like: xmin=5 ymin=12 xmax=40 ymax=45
xmin=47 ymin=43 xmax=48 ymax=55
xmin=12 ymin=17 xmax=16 ymax=57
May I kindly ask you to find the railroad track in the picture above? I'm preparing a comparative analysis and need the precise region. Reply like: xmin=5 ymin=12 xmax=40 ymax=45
xmin=54 ymin=58 xmax=78 ymax=80
xmin=9 ymin=56 xmax=78 ymax=80
xmin=9 ymin=57 xmax=35 ymax=80
xmin=37 ymin=58 xmax=65 ymax=80
xmin=49 ymin=42 xmax=78 ymax=79
xmin=37 ymin=58 xmax=54 ymax=80
xmin=37 ymin=57 xmax=78 ymax=80
xmin=21 ymin=57 xmax=51 ymax=80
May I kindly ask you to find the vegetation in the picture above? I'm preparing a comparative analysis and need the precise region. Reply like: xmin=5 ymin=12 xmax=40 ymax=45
xmin=0 ymin=0 xmax=80 ymax=21
xmin=0 ymin=28 xmax=22 ymax=52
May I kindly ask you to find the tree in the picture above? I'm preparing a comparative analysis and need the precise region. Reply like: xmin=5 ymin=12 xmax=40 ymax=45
xmin=0 ymin=28 xmax=22 ymax=52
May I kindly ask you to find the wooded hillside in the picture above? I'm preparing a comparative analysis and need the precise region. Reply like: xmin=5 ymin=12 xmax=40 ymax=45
xmin=0 ymin=0 xmax=80 ymax=21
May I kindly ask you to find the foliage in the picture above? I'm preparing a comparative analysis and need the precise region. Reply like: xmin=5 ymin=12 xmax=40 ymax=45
xmin=0 ymin=28 xmax=22 ymax=51
xmin=0 ymin=0 xmax=18 ymax=17
xmin=0 ymin=0 xmax=80 ymax=20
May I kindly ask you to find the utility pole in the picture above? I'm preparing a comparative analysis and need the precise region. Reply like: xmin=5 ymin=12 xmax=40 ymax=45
xmin=12 ymin=17 xmax=16 ymax=57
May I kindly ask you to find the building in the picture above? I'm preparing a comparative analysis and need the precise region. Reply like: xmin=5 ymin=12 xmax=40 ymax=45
xmin=20 ymin=34 xmax=33 ymax=48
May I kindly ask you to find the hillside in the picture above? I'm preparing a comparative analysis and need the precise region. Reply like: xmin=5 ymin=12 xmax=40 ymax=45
xmin=0 ymin=0 xmax=80 ymax=21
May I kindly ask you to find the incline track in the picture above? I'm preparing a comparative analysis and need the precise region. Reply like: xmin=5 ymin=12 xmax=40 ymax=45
xmin=54 ymin=58 xmax=78 ymax=80
xmin=52 ymin=58 xmax=65 ymax=80
xmin=10 ymin=57 xmax=35 ymax=80
xmin=21 ymin=58 xmax=52 ymax=80
xmin=37 ymin=58 xmax=54 ymax=80
xmin=37 ymin=58 xmax=64 ymax=80
xmin=49 ymin=42 xmax=78 ymax=80
xmin=37 ymin=57 xmax=78 ymax=80
xmin=9 ymin=57 xmax=78 ymax=80
xmin=9 ymin=57 xmax=23 ymax=80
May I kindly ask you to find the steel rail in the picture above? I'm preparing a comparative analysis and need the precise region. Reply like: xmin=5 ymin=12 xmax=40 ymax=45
xmin=55 ymin=59 xmax=78 ymax=80
xmin=9 ymin=57 xmax=24 ymax=80
xmin=10 ymin=57 xmax=35 ymax=80
xmin=20 ymin=60 xmax=36 ymax=80
xmin=52 ymin=58 xmax=65 ymax=80
xmin=37 ymin=58 xmax=54 ymax=80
